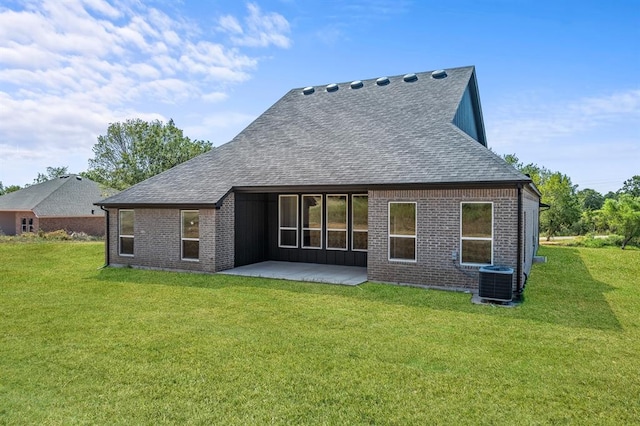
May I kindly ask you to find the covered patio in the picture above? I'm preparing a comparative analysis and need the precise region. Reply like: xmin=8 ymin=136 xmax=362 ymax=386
xmin=218 ymin=261 xmax=367 ymax=286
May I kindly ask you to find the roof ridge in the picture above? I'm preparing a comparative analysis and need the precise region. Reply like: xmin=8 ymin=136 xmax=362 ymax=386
xmin=296 ymin=65 xmax=475 ymax=90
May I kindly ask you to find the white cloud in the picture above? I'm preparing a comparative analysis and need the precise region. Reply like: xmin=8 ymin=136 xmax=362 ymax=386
xmin=486 ymin=89 xmax=640 ymax=193
xmin=219 ymin=3 xmax=291 ymax=48
xmin=0 ymin=0 xmax=291 ymax=185
xmin=487 ymin=89 xmax=640 ymax=150
xmin=182 ymin=111 xmax=257 ymax=145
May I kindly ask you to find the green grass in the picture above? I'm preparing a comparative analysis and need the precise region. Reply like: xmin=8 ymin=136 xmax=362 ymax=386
xmin=1 ymin=242 xmax=639 ymax=424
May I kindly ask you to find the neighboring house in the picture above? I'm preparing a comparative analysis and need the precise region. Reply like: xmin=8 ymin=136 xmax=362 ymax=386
xmin=96 ymin=66 xmax=541 ymax=296
xmin=0 ymin=175 xmax=111 ymax=236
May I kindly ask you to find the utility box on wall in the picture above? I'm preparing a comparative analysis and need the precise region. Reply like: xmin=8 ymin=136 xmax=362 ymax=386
xmin=478 ymin=266 xmax=514 ymax=302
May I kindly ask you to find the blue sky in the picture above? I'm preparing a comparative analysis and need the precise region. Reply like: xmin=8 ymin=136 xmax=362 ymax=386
xmin=0 ymin=0 xmax=638 ymax=194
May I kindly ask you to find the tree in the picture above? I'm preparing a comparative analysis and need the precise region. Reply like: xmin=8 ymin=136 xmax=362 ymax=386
xmin=85 ymin=119 xmax=212 ymax=190
xmin=0 ymin=182 xmax=22 ymax=196
xmin=539 ymin=172 xmax=581 ymax=240
xmin=503 ymin=154 xmax=581 ymax=238
xmin=577 ymin=188 xmax=604 ymax=211
xmin=502 ymin=154 xmax=550 ymax=187
xmin=604 ymin=191 xmax=618 ymax=201
xmin=599 ymin=194 xmax=640 ymax=249
xmin=620 ymin=175 xmax=640 ymax=197
xmin=33 ymin=166 xmax=69 ymax=184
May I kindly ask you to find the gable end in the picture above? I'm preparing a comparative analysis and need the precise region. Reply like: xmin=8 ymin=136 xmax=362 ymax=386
xmin=452 ymin=73 xmax=487 ymax=146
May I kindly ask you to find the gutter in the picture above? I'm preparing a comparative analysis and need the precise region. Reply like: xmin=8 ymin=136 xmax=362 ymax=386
xmin=516 ymin=183 xmax=523 ymax=298
xmin=100 ymin=205 xmax=110 ymax=268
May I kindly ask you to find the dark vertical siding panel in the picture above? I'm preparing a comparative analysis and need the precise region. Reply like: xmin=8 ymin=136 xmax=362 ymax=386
xmin=234 ymin=193 xmax=268 ymax=267
xmin=453 ymin=85 xmax=479 ymax=141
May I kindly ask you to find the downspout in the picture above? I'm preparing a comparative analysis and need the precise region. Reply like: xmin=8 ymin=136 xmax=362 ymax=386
xmin=100 ymin=206 xmax=110 ymax=268
xmin=516 ymin=184 xmax=523 ymax=298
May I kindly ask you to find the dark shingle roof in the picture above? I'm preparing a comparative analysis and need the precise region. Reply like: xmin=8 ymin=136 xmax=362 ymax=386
xmin=0 ymin=175 xmax=113 ymax=216
xmin=98 ymin=66 xmax=530 ymax=207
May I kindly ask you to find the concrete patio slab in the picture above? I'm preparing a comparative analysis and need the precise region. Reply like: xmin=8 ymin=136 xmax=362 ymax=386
xmin=218 ymin=261 xmax=367 ymax=285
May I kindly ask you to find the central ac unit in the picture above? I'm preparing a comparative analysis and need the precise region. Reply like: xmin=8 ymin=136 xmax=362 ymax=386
xmin=478 ymin=266 xmax=514 ymax=302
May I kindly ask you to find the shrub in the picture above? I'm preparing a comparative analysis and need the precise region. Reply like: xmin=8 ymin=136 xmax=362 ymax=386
xmin=569 ymin=234 xmax=633 ymax=249
xmin=42 ymin=230 xmax=71 ymax=240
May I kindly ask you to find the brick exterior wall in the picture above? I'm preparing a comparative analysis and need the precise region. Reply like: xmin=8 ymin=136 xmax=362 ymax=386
xmin=522 ymin=186 xmax=540 ymax=279
xmin=107 ymin=207 xmax=219 ymax=273
xmin=367 ymin=188 xmax=520 ymax=291
xmin=14 ymin=211 xmax=38 ymax=235
xmin=215 ymin=193 xmax=235 ymax=271
xmin=0 ymin=212 xmax=16 ymax=235
xmin=40 ymin=216 xmax=106 ymax=236
xmin=1 ymin=211 xmax=104 ymax=236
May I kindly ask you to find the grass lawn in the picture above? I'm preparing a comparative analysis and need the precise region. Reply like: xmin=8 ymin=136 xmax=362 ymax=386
xmin=1 ymin=242 xmax=639 ymax=424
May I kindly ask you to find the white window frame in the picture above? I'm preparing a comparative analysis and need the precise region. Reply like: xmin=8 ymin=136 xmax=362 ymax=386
xmin=460 ymin=202 xmax=494 ymax=266
xmin=302 ymin=194 xmax=323 ymax=249
xmin=351 ymin=194 xmax=368 ymax=252
xmin=181 ymin=210 xmax=199 ymax=262
xmin=326 ymin=194 xmax=348 ymax=251
xmin=388 ymin=201 xmax=417 ymax=262
xmin=278 ymin=195 xmax=298 ymax=248
xmin=118 ymin=209 xmax=134 ymax=257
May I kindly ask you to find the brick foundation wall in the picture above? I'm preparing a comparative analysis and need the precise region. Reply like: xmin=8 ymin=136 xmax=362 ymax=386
xmin=367 ymin=188 xmax=519 ymax=291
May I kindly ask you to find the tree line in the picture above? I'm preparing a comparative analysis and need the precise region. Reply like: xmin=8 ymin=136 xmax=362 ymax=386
xmin=504 ymin=154 xmax=640 ymax=249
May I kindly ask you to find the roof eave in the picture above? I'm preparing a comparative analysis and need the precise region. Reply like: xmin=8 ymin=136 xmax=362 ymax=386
xmin=95 ymin=202 xmax=218 ymax=209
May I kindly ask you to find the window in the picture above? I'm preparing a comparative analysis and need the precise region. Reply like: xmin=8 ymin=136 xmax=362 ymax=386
xmin=279 ymin=195 xmax=298 ymax=248
xmin=389 ymin=202 xmax=416 ymax=261
xmin=181 ymin=210 xmax=199 ymax=261
xmin=119 ymin=210 xmax=134 ymax=256
xmin=326 ymin=195 xmax=347 ymax=250
xmin=352 ymin=194 xmax=368 ymax=251
xmin=461 ymin=202 xmax=493 ymax=265
xmin=302 ymin=195 xmax=322 ymax=248
xmin=20 ymin=218 xmax=34 ymax=233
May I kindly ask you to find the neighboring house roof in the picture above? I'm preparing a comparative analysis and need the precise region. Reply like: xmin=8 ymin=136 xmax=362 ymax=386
xmin=98 ymin=66 xmax=531 ymax=208
xmin=0 ymin=175 xmax=113 ymax=217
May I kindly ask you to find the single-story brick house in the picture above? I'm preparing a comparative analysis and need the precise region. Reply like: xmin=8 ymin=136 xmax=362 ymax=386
xmin=0 ymin=175 xmax=111 ymax=236
xmin=96 ymin=66 xmax=541 ymax=296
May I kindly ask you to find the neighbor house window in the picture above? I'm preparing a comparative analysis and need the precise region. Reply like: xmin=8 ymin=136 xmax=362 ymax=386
xmin=279 ymin=195 xmax=298 ymax=248
xmin=181 ymin=210 xmax=199 ymax=261
xmin=326 ymin=195 xmax=347 ymax=250
xmin=302 ymin=195 xmax=322 ymax=249
xmin=21 ymin=218 xmax=34 ymax=233
xmin=389 ymin=202 xmax=416 ymax=262
xmin=352 ymin=194 xmax=368 ymax=251
xmin=461 ymin=202 xmax=493 ymax=265
xmin=119 ymin=210 xmax=134 ymax=256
